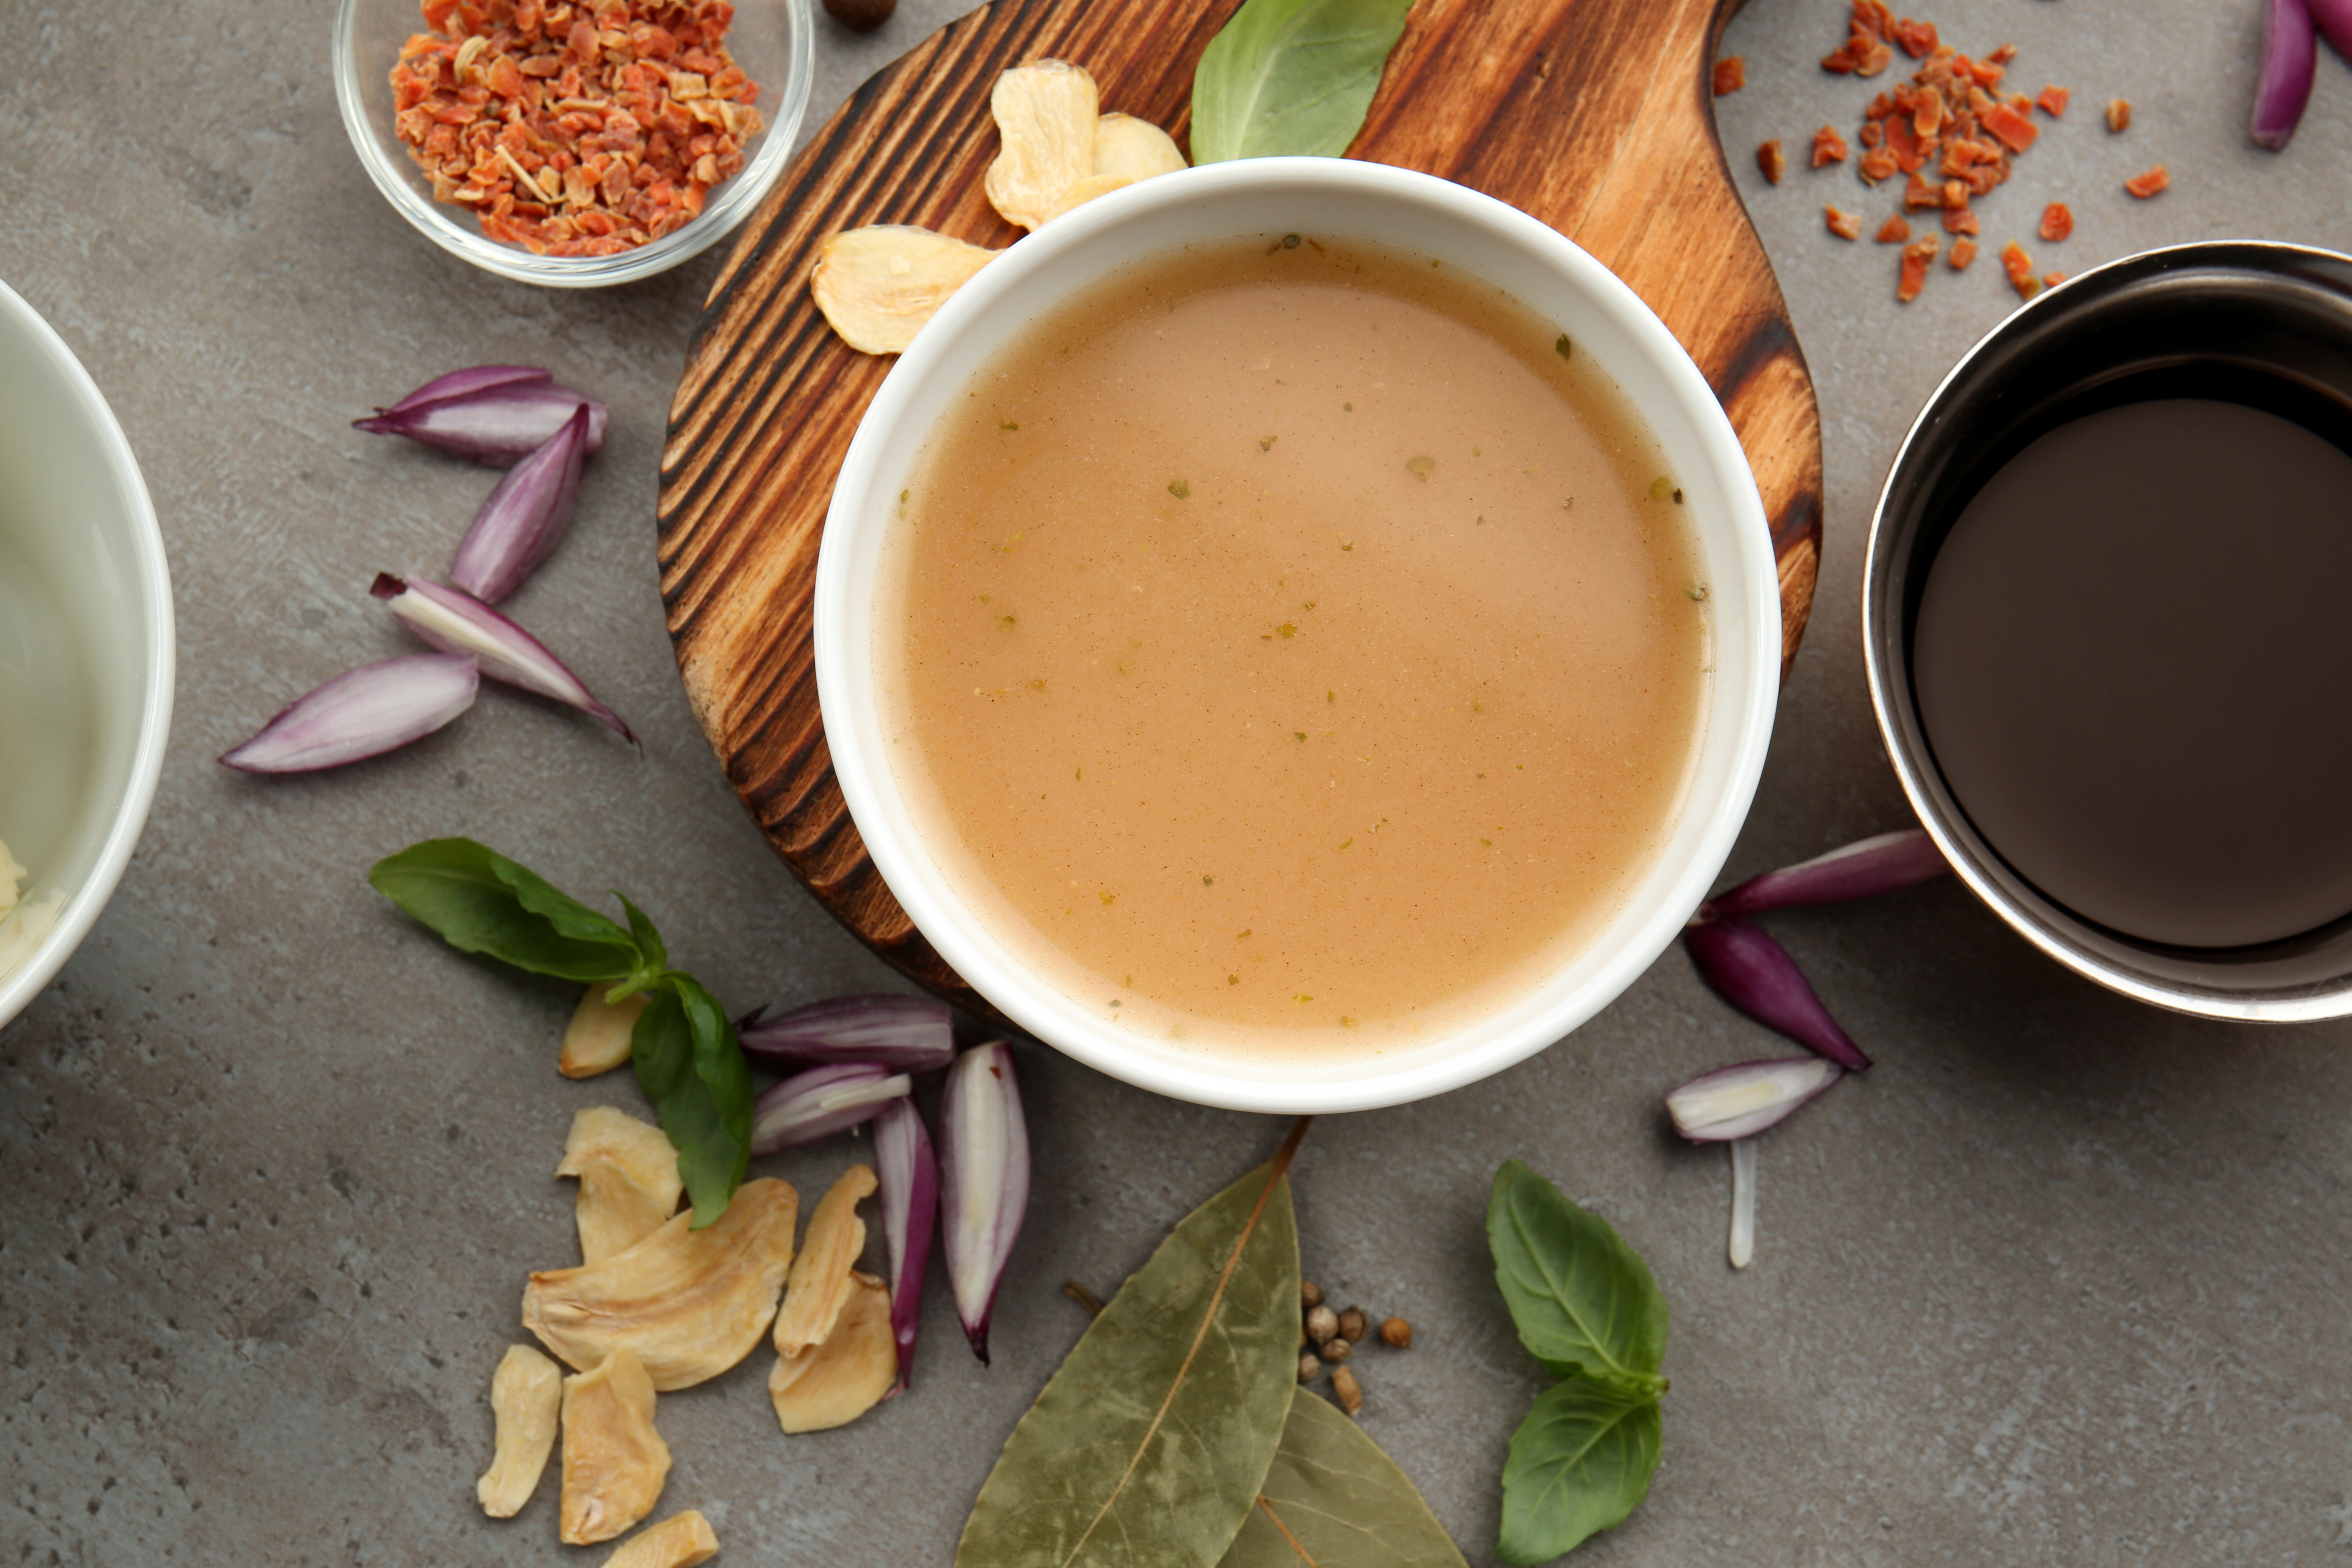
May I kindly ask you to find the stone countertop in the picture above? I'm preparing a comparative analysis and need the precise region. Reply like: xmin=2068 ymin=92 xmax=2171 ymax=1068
xmin=3 ymin=0 xmax=2348 ymax=1562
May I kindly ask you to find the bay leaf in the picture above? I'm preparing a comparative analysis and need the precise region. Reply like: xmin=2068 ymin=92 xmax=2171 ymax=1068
xmin=955 ymin=1134 xmax=1303 ymax=1568
xmin=1219 ymin=1388 xmax=1468 ymax=1568
xmin=1189 ymin=0 xmax=1415 ymax=165
xmin=1494 ymin=1379 xmax=1662 ymax=1565
xmin=1486 ymin=1160 xmax=1667 ymax=1396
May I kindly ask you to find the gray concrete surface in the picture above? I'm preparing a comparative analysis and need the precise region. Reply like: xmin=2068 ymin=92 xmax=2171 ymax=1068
xmin=3 ymin=0 xmax=2350 ymax=1562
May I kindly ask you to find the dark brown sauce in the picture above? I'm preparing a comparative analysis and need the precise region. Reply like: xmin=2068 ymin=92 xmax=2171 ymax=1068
xmin=1914 ymin=397 xmax=2352 ymax=949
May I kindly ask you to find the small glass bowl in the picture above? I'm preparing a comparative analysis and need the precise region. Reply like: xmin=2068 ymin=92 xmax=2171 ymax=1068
xmin=332 ymin=0 xmax=813 ymax=287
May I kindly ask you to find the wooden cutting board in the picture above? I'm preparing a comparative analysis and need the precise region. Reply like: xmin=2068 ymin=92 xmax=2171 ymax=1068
xmin=657 ymin=0 xmax=1823 ymax=1011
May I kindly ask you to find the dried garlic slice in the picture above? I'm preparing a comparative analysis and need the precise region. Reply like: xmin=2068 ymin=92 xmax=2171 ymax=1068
xmin=770 ymin=1270 xmax=897 ymax=1434
xmin=1041 ymin=172 xmax=1134 ymax=225
xmin=559 ymin=1107 xmax=684 ymax=1265
xmin=524 ymin=1177 xmax=798 ymax=1391
xmin=560 ymin=1349 xmax=670 ymax=1546
xmin=773 ymin=1163 xmax=878 ymax=1355
xmin=1091 ymin=112 xmax=1187 ymax=183
xmin=984 ymin=58 xmax=1100 ymax=229
xmin=477 ymin=1343 xmax=563 ymax=1518
xmin=811 ymin=227 xmax=1000 ymax=355
xmin=600 ymin=1509 xmax=719 ymax=1568
xmin=562 ymin=982 xmax=650 ymax=1078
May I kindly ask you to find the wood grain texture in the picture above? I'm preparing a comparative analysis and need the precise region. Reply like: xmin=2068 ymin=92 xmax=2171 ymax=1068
xmin=658 ymin=0 xmax=1823 ymax=1009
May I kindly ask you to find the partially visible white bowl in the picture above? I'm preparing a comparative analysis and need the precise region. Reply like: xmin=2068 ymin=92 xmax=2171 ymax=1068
xmin=0 ymin=281 xmax=174 ymax=1029
xmin=816 ymin=159 xmax=1781 ymax=1113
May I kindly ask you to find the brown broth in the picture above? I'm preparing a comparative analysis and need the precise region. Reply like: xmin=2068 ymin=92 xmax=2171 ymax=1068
xmin=877 ymin=236 xmax=1710 ymax=1059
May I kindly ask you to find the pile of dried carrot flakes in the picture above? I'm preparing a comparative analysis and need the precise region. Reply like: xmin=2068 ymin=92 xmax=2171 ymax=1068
xmin=391 ymin=0 xmax=763 ymax=258
xmin=1718 ymin=1 xmax=2169 ymax=304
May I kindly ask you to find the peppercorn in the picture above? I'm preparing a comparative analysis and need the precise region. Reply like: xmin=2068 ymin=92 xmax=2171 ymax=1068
xmin=1337 ymin=1307 xmax=1368 ymax=1343
xmin=1380 ymin=1316 xmax=1413 ymax=1349
xmin=1305 ymin=1304 xmax=1339 ymax=1344
xmin=822 ymin=0 xmax=898 ymax=31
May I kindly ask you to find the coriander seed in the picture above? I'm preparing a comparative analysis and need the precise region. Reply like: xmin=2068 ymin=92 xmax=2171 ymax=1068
xmin=1323 ymin=1336 xmax=1352 ymax=1364
xmin=1305 ymin=1304 xmax=1339 ymax=1344
xmin=1380 ymin=1315 xmax=1413 ymax=1349
xmin=1297 ymin=1351 xmax=1323 ymax=1384
xmin=1337 ymin=1307 xmax=1368 ymax=1343
xmin=1301 ymin=1280 xmax=1324 ymax=1310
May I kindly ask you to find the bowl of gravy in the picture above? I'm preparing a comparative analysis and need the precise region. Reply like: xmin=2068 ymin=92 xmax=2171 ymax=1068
xmin=816 ymin=158 xmax=1782 ymax=1110
xmin=1867 ymin=241 xmax=2352 ymax=1020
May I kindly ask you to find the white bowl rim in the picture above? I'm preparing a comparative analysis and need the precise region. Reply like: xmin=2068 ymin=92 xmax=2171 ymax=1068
xmin=816 ymin=157 xmax=1780 ymax=1112
xmin=328 ymin=0 xmax=816 ymax=289
xmin=0 ymin=280 xmax=176 ymax=1030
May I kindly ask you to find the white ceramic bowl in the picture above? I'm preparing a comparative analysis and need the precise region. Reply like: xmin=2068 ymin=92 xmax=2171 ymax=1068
xmin=816 ymin=159 xmax=1780 ymax=1112
xmin=332 ymin=0 xmax=813 ymax=287
xmin=0 ymin=281 xmax=174 ymax=1030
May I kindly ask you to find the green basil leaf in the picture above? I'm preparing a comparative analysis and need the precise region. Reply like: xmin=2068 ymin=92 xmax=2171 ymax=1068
xmin=1189 ymin=0 xmax=1414 ymax=165
xmin=1219 ymin=1388 xmax=1468 ymax=1568
xmin=1495 ymin=1379 xmax=1661 ymax=1565
xmin=956 ymin=1149 xmax=1301 ymax=1568
xmin=631 ymin=978 xmax=753 ymax=1228
xmin=369 ymin=838 xmax=642 ymax=983
xmin=1487 ymin=1160 xmax=1668 ymax=1394
xmin=617 ymin=893 xmax=668 ymax=978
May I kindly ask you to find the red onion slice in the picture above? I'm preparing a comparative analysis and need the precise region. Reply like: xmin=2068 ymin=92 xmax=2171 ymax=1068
xmin=1666 ymin=1056 xmax=1844 ymax=1142
xmin=1701 ymin=828 xmax=1949 ymax=919
xmin=748 ymin=1063 xmax=911 ymax=1155
xmin=1684 ymin=916 xmax=1872 ymax=1071
xmin=2311 ymin=0 xmax=2352 ymax=56
xmin=377 ymin=365 xmax=550 ymax=416
xmin=371 ymin=574 xmax=632 ymax=739
xmin=354 ymin=370 xmax=608 ymax=466
xmin=940 ymin=1041 xmax=1029 ymax=1364
xmin=874 ymin=1097 xmax=939 ymax=1394
xmin=448 ymin=405 xmax=590 ymax=604
xmin=2255 ymin=0 xmax=2319 ymax=149
xmin=219 ymin=653 xmax=479 ymax=773
xmin=738 ymin=995 xmax=956 ymax=1073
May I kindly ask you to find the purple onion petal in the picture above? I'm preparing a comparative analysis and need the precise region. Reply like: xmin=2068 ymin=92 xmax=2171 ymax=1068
xmin=377 ymin=365 xmax=550 ymax=416
xmin=1666 ymin=1056 xmax=1844 ymax=1143
xmin=219 ymin=653 xmax=479 ymax=773
xmin=738 ymin=995 xmax=956 ymax=1074
xmin=372 ymin=573 xmax=633 ymax=740
xmin=2255 ymin=0 xmax=2318 ymax=150
xmin=874 ymin=1097 xmax=938 ymax=1395
xmin=940 ymin=1041 xmax=1029 ymax=1365
xmin=354 ymin=374 xmax=607 ymax=467
xmin=1701 ymin=829 xmax=1950 ymax=920
xmin=749 ymin=1063 xmax=911 ymax=1156
xmin=2312 ymin=0 xmax=2352 ymax=58
xmin=448 ymin=404 xmax=590 ymax=604
xmin=1684 ymin=916 xmax=1872 ymax=1071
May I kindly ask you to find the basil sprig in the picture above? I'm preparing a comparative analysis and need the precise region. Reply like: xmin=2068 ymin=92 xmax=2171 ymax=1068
xmin=1488 ymin=1160 xmax=1671 ymax=1562
xmin=370 ymin=838 xmax=753 ymax=1227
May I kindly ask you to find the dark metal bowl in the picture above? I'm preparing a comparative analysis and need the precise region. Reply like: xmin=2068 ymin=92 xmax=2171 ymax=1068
xmin=1863 ymin=240 xmax=2352 ymax=1020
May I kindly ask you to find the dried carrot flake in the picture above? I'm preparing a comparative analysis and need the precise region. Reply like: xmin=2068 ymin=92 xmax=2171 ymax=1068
xmin=2001 ymin=239 xmax=2038 ymax=299
xmin=1942 ymin=206 xmax=1979 ymax=236
xmin=1987 ymin=42 xmax=2018 ymax=65
xmin=1859 ymin=147 xmax=1900 ymax=183
xmin=1949 ymin=236 xmax=1978 ymax=270
xmin=2038 ymin=202 xmax=2074 ymax=242
xmin=1893 ymin=18 xmax=1939 ymax=57
xmin=1897 ymin=234 xmax=1940 ymax=301
xmin=1876 ymin=215 xmax=1913 ymax=243
xmin=2036 ymin=85 xmax=2070 ymax=117
xmin=1757 ymin=139 xmax=1788 ymax=184
xmin=1826 ymin=206 xmax=1864 ymax=240
xmin=1813 ymin=125 xmax=1851 ymax=166
xmin=2042 ymin=270 xmax=2067 ymax=289
xmin=1982 ymin=102 xmax=2039 ymax=153
xmin=2125 ymin=165 xmax=2170 ymax=198
xmin=390 ymin=0 xmax=764 ymax=258
xmin=1714 ymin=56 xmax=1746 ymax=95
xmin=2107 ymin=98 xmax=2133 ymax=132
